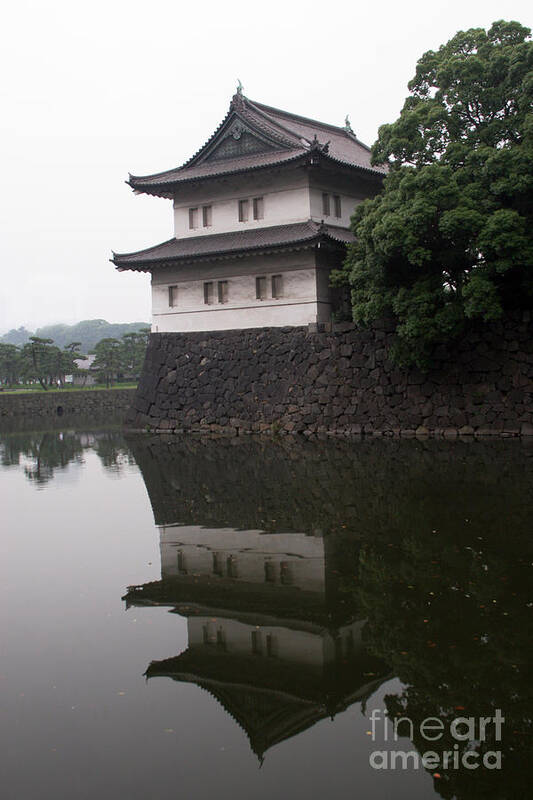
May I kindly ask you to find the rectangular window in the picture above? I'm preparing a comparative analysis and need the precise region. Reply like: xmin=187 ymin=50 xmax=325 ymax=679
xmin=212 ymin=552 xmax=223 ymax=576
xmin=238 ymin=199 xmax=249 ymax=222
xmin=264 ymin=561 xmax=276 ymax=583
xmin=251 ymin=630 xmax=262 ymax=655
xmin=168 ymin=285 xmax=178 ymax=307
xmin=333 ymin=195 xmax=342 ymax=218
xmin=216 ymin=628 xmax=226 ymax=651
xmin=204 ymin=281 xmax=214 ymax=305
xmin=256 ymin=276 xmax=267 ymax=300
xmin=226 ymin=555 xmax=237 ymax=578
xmin=202 ymin=205 xmax=212 ymax=227
xmin=266 ymin=633 xmax=277 ymax=658
xmin=253 ymin=197 xmax=264 ymax=220
xmin=271 ymin=274 xmax=283 ymax=299
xmin=217 ymin=280 xmax=228 ymax=304
xmin=322 ymin=192 xmax=330 ymax=216
xmin=189 ymin=207 xmax=199 ymax=229
xmin=280 ymin=561 xmax=293 ymax=586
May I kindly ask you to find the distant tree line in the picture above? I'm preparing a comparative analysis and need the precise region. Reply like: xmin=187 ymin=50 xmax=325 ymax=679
xmin=0 ymin=329 xmax=150 ymax=390
xmin=0 ymin=319 xmax=150 ymax=354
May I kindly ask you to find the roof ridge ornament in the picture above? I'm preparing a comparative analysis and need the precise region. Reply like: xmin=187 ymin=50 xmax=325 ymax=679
xmin=344 ymin=115 xmax=355 ymax=135
xmin=309 ymin=134 xmax=330 ymax=154
xmin=231 ymin=81 xmax=245 ymax=111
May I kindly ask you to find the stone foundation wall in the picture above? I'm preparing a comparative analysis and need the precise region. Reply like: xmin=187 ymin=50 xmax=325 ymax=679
xmin=126 ymin=314 xmax=533 ymax=437
xmin=0 ymin=388 xmax=136 ymax=421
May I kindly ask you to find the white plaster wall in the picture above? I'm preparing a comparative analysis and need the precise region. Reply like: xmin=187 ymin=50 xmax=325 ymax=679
xmin=159 ymin=525 xmax=326 ymax=594
xmin=175 ymin=185 xmax=312 ymax=238
xmin=309 ymin=187 xmax=362 ymax=228
xmin=151 ymin=259 xmax=328 ymax=332
xmin=172 ymin=171 xmax=311 ymax=238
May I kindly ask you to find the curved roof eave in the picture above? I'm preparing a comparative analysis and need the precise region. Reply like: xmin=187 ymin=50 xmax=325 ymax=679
xmin=128 ymin=151 xmax=385 ymax=198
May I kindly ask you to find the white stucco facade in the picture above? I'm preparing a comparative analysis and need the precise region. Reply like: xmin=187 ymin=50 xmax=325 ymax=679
xmin=151 ymin=251 xmax=335 ymax=332
xmin=173 ymin=176 xmax=362 ymax=239
xmin=174 ymin=173 xmax=313 ymax=238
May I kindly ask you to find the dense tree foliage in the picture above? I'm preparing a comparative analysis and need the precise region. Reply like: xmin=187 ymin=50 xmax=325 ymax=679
xmin=334 ymin=20 xmax=533 ymax=367
xmin=91 ymin=338 xmax=123 ymax=388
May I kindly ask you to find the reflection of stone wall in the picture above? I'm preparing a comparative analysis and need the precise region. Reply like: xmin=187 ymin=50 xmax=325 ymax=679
xmin=128 ymin=434 xmax=533 ymax=539
xmin=126 ymin=314 xmax=533 ymax=436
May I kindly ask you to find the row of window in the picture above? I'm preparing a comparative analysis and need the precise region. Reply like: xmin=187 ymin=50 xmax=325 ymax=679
xmin=201 ymin=625 xmax=279 ymax=657
xmin=322 ymin=192 xmax=342 ymax=218
xmin=187 ymin=196 xmax=264 ymax=229
xmin=187 ymin=194 xmax=340 ymax=229
xmin=188 ymin=205 xmax=212 ymax=229
xmin=177 ymin=550 xmax=293 ymax=585
xmin=200 ymin=625 xmax=352 ymax=659
xmin=168 ymin=274 xmax=283 ymax=307
xmin=239 ymin=196 xmax=264 ymax=222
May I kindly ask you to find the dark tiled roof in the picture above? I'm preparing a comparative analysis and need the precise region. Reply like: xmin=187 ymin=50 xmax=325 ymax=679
xmin=128 ymin=94 xmax=385 ymax=195
xmin=249 ymin=99 xmax=380 ymax=172
xmin=112 ymin=221 xmax=355 ymax=271
xmin=132 ymin=149 xmax=305 ymax=186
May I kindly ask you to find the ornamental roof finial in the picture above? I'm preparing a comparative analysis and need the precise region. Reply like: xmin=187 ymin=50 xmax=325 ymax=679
xmin=237 ymin=79 xmax=244 ymax=95
xmin=344 ymin=115 xmax=354 ymax=134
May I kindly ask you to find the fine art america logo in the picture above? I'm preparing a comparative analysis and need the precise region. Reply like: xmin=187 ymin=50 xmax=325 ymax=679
xmin=368 ymin=709 xmax=504 ymax=772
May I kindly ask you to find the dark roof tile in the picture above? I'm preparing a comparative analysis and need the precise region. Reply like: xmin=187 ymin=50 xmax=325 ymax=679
xmin=128 ymin=95 xmax=385 ymax=195
xmin=112 ymin=220 xmax=354 ymax=271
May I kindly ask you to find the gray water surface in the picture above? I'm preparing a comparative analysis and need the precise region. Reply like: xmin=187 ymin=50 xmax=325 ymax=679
xmin=0 ymin=424 xmax=531 ymax=799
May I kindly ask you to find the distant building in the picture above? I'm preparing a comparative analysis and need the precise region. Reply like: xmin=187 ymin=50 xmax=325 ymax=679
xmin=69 ymin=354 xmax=96 ymax=386
xmin=113 ymin=90 xmax=385 ymax=332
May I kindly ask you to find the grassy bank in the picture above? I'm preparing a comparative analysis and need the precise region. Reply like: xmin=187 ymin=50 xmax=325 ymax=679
xmin=0 ymin=383 xmax=137 ymax=395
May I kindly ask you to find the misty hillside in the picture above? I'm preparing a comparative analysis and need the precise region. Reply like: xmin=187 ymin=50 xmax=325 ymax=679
xmin=1 ymin=320 xmax=150 ymax=354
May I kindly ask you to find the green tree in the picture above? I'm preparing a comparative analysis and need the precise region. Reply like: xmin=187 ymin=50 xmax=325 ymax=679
xmin=92 ymin=338 xmax=122 ymax=387
xmin=61 ymin=342 xmax=84 ymax=386
xmin=120 ymin=328 xmax=150 ymax=379
xmin=0 ymin=344 xmax=22 ymax=387
xmin=22 ymin=337 xmax=57 ymax=390
xmin=334 ymin=20 xmax=533 ymax=367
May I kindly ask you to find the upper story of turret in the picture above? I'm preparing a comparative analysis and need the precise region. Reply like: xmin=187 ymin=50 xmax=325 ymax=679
xmin=124 ymin=90 xmax=385 ymax=243
xmin=112 ymin=91 xmax=385 ymax=333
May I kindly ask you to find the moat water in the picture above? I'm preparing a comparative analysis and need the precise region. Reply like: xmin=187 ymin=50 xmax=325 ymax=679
xmin=0 ymin=418 xmax=531 ymax=799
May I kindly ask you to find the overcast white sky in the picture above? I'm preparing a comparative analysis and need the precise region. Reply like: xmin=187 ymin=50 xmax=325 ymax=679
xmin=0 ymin=0 xmax=531 ymax=333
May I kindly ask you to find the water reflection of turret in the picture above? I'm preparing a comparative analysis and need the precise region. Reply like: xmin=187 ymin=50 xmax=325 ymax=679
xmin=125 ymin=440 xmax=387 ymax=758
xmin=126 ymin=434 xmax=533 ymax=780
xmin=124 ymin=520 xmax=388 ymax=759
